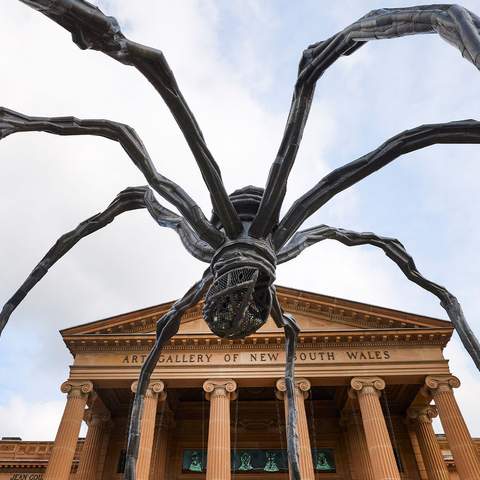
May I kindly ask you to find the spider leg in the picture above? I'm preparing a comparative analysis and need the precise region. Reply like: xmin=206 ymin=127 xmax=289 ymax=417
xmin=251 ymin=4 xmax=480 ymax=239
xmin=271 ymin=287 xmax=301 ymax=480
xmin=124 ymin=270 xmax=213 ymax=480
xmin=274 ymin=119 xmax=480 ymax=249
xmin=17 ymin=0 xmax=242 ymax=238
xmin=277 ymin=224 xmax=480 ymax=371
xmin=0 ymin=186 xmax=212 ymax=336
xmin=0 ymin=108 xmax=225 ymax=247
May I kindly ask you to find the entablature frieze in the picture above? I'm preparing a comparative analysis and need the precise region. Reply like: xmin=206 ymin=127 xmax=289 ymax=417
xmin=67 ymin=340 xmax=450 ymax=386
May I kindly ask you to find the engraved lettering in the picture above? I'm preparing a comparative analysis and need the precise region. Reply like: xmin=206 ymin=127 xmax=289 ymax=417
xmin=118 ymin=348 xmax=393 ymax=366
xmin=10 ymin=475 xmax=43 ymax=480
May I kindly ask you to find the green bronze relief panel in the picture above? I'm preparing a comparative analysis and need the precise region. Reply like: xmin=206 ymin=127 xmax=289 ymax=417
xmin=182 ymin=448 xmax=335 ymax=473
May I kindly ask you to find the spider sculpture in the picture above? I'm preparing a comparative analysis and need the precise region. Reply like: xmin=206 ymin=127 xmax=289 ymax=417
xmin=1 ymin=2 xmax=480 ymax=479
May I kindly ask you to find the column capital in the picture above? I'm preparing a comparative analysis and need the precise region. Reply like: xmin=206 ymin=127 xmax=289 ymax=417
xmin=350 ymin=377 xmax=385 ymax=397
xmin=60 ymin=380 xmax=93 ymax=398
xmin=84 ymin=407 xmax=111 ymax=427
xmin=275 ymin=377 xmax=311 ymax=400
xmin=425 ymin=375 xmax=460 ymax=393
xmin=407 ymin=405 xmax=438 ymax=425
xmin=131 ymin=380 xmax=166 ymax=401
xmin=203 ymin=378 xmax=237 ymax=401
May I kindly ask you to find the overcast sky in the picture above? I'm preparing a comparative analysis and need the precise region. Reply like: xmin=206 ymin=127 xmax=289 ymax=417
xmin=0 ymin=0 xmax=479 ymax=441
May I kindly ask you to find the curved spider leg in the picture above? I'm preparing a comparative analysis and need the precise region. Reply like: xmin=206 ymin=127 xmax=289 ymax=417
xmin=18 ymin=0 xmax=242 ymax=238
xmin=141 ymin=188 xmax=214 ymax=263
xmin=277 ymin=225 xmax=480 ymax=371
xmin=124 ymin=270 xmax=213 ymax=480
xmin=0 ymin=185 xmax=212 ymax=336
xmin=270 ymin=287 xmax=301 ymax=480
xmin=0 ymin=107 xmax=225 ymax=248
xmin=274 ymin=119 xmax=480 ymax=249
xmin=251 ymin=4 xmax=480 ymax=238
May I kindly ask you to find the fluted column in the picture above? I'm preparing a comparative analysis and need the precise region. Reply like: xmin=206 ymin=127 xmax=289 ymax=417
xmin=44 ymin=380 xmax=93 ymax=480
xmin=276 ymin=378 xmax=315 ymax=480
xmin=425 ymin=375 xmax=480 ymax=480
xmin=149 ymin=402 xmax=173 ymax=479
xmin=350 ymin=377 xmax=400 ymax=480
xmin=132 ymin=380 xmax=166 ymax=480
xmin=75 ymin=405 xmax=111 ymax=480
xmin=406 ymin=425 xmax=428 ymax=480
xmin=407 ymin=406 xmax=449 ymax=480
xmin=203 ymin=379 xmax=237 ymax=480
xmin=341 ymin=408 xmax=375 ymax=480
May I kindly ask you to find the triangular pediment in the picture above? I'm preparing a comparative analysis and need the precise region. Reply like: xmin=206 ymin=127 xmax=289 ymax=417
xmin=176 ymin=313 xmax=358 ymax=336
xmin=61 ymin=285 xmax=451 ymax=338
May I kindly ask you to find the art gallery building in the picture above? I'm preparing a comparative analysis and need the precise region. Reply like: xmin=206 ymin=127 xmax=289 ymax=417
xmin=1 ymin=286 xmax=479 ymax=480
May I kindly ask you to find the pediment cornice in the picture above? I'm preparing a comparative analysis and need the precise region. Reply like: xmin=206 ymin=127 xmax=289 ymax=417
xmin=61 ymin=286 xmax=451 ymax=339
xmin=63 ymin=326 xmax=453 ymax=355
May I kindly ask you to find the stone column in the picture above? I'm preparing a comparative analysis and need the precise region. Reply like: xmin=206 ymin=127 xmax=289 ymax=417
xmin=203 ymin=379 xmax=237 ymax=480
xmin=407 ymin=406 xmax=449 ymax=480
xmin=75 ymin=406 xmax=111 ymax=480
xmin=44 ymin=380 xmax=93 ymax=480
xmin=149 ymin=401 xmax=172 ymax=479
xmin=425 ymin=375 xmax=480 ymax=480
xmin=406 ymin=425 xmax=428 ymax=480
xmin=131 ymin=380 xmax=166 ymax=480
xmin=350 ymin=377 xmax=400 ymax=480
xmin=276 ymin=378 xmax=315 ymax=480
xmin=341 ymin=408 xmax=375 ymax=480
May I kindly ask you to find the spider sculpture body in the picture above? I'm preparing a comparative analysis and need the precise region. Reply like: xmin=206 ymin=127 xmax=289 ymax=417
xmin=2 ymin=2 xmax=480 ymax=479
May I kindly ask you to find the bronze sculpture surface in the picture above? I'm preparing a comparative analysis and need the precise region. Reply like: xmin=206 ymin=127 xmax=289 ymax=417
xmin=1 ymin=2 xmax=480 ymax=478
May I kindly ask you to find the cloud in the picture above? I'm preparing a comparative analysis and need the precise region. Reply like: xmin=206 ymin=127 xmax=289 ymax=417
xmin=0 ymin=395 xmax=87 ymax=440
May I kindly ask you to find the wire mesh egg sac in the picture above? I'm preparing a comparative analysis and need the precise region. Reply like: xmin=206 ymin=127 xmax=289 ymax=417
xmin=203 ymin=266 xmax=271 ymax=339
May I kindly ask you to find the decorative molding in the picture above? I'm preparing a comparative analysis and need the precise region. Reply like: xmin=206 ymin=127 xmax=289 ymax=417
xmin=63 ymin=328 xmax=452 ymax=354
xmin=203 ymin=378 xmax=237 ymax=400
xmin=275 ymin=377 xmax=311 ymax=400
xmin=425 ymin=375 xmax=461 ymax=393
xmin=84 ymin=407 xmax=111 ymax=426
xmin=60 ymin=380 xmax=93 ymax=398
xmin=62 ymin=286 xmax=450 ymax=337
xmin=350 ymin=376 xmax=386 ymax=397
xmin=131 ymin=380 xmax=166 ymax=400
xmin=407 ymin=405 xmax=438 ymax=424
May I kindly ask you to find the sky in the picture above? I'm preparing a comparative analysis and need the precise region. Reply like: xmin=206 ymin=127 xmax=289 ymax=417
xmin=0 ymin=0 xmax=479 ymax=441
